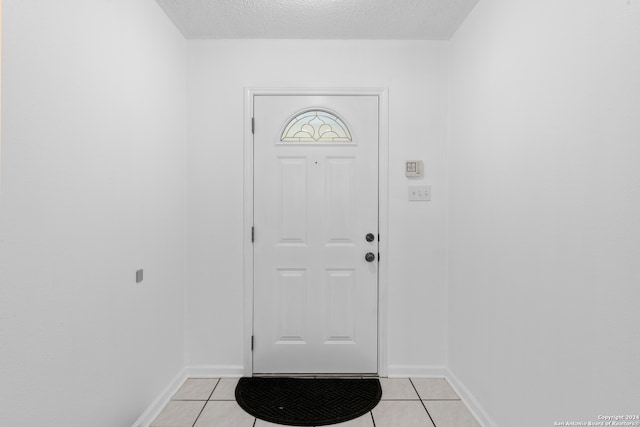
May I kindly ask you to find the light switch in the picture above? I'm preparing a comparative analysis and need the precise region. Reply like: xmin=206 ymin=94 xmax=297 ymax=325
xmin=136 ymin=269 xmax=144 ymax=283
xmin=409 ymin=186 xmax=431 ymax=201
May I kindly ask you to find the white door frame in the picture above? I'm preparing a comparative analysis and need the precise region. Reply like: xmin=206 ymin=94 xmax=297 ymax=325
xmin=243 ymin=87 xmax=389 ymax=377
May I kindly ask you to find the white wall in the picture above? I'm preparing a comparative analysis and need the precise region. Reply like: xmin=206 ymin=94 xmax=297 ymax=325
xmin=0 ymin=1 xmax=187 ymax=426
xmin=448 ymin=1 xmax=640 ymax=426
xmin=186 ymin=40 xmax=449 ymax=374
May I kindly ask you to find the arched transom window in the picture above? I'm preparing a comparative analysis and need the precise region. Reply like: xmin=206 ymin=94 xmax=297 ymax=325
xmin=281 ymin=110 xmax=352 ymax=142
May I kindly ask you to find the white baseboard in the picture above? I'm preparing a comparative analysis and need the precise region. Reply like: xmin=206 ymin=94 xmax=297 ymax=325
xmin=130 ymin=365 xmax=244 ymax=427
xmin=131 ymin=367 xmax=188 ymax=427
xmin=386 ymin=365 xmax=447 ymax=378
xmin=444 ymin=368 xmax=498 ymax=427
xmin=186 ymin=365 xmax=245 ymax=378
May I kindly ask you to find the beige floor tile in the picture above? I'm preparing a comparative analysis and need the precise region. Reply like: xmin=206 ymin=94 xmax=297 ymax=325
xmin=209 ymin=378 xmax=239 ymax=400
xmin=194 ymin=401 xmax=255 ymax=427
xmin=379 ymin=378 xmax=420 ymax=400
xmin=172 ymin=378 xmax=220 ymax=400
xmin=411 ymin=378 xmax=459 ymax=400
xmin=150 ymin=400 xmax=206 ymax=427
xmin=331 ymin=412 xmax=375 ymax=426
xmin=372 ymin=401 xmax=434 ymax=427
xmin=424 ymin=400 xmax=481 ymax=427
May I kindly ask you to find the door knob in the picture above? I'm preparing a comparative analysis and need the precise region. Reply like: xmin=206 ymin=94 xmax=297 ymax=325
xmin=366 ymin=233 xmax=375 ymax=242
xmin=365 ymin=252 xmax=376 ymax=262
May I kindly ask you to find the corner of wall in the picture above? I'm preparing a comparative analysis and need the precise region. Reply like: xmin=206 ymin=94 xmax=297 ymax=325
xmin=131 ymin=365 xmax=244 ymax=427
xmin=445 ymin=368 xmax=498 ymax=427
xmin=131 ymin=368 xmax=188 ymax=427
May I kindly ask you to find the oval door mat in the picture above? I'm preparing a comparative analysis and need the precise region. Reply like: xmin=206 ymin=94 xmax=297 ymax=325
xmin=235 ymin=377 xmax=382 ymax=426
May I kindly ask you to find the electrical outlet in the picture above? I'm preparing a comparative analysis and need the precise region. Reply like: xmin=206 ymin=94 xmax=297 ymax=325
xmin=408 ymin=186 xmax=431 ymax=201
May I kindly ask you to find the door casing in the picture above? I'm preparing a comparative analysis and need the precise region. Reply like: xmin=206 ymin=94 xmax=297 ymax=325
xmin=243 ymin=87 xmax=389 ymax=377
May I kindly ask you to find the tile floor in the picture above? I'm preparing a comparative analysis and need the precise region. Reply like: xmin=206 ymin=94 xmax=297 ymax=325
xmin=150 ymin=377 xmax=481 ymax=427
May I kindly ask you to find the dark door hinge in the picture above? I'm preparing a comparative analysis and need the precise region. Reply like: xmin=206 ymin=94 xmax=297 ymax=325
xmin=251 ymin=117 xmax=255 ymax=134
xmin=251 ymin=226 xmax=255 ymax=242
xmin=378 ymin=253 xmax=381 ymax=262
xmin=251 ymin=335 xmax=254 ymax=351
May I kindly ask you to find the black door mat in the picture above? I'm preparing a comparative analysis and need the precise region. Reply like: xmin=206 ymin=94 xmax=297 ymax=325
xmin=235 ymin=377 xmax=382 ymax=426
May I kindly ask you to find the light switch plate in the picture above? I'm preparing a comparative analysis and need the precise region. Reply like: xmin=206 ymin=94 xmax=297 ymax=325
xmin=409 ymin=186 xmax=431 ymax=201
xmin=136 ymin=269 xmax=144 ymax=283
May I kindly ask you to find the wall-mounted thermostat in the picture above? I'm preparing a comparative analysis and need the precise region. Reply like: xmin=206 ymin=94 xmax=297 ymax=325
xmin=406 ymin=160 xmax=424 ymax=177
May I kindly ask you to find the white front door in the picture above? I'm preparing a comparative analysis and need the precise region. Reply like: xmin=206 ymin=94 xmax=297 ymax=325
xmin=253 ymin=95 xmax=379 ymax=374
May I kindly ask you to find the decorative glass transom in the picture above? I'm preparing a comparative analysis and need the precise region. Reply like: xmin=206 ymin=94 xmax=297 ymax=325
xmin=281 ymin=110 xmax=352 ymax=142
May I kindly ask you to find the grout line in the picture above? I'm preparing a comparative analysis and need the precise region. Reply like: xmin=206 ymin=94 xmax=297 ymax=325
xmin=380 ymin=398 xmax=421 ymax=401
xmin=407 ymin=378 xmax=423 ymax=400
xmin=190 ymin=378 xmax=220 ymax=427
xmin=419 ymin=397 xmax=438 ymax=427
xmin=410 ymin=379 xmax=438 ymax=427
xmin=206 ymin=378 xmax=221 ymax=400
xmin=207 ymin=378 xmax=223 ymax=401
xmin=421 ymin=398 xmax=461 ymax=401
xmin=190 ymin=400 xmax=209 ymax=427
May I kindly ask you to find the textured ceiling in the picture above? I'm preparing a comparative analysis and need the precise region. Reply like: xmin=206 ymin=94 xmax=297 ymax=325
xmin=155 ymin=0 xmax=479 ymax=40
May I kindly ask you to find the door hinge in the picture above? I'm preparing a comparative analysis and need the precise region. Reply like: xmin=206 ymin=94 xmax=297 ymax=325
xmin=378 ymin=253 xmax=381 ymax=262
xmin=251 ymin=117 xmax=255 ymax=134
xmin=251 ymin=226 xmax=255 ymax=243
xmin=251 ymin=335 xmax=254 ymax=351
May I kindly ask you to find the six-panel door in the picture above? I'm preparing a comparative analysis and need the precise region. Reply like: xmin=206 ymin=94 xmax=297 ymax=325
xmin=253 ymin=95 xmax=379 ymax=374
